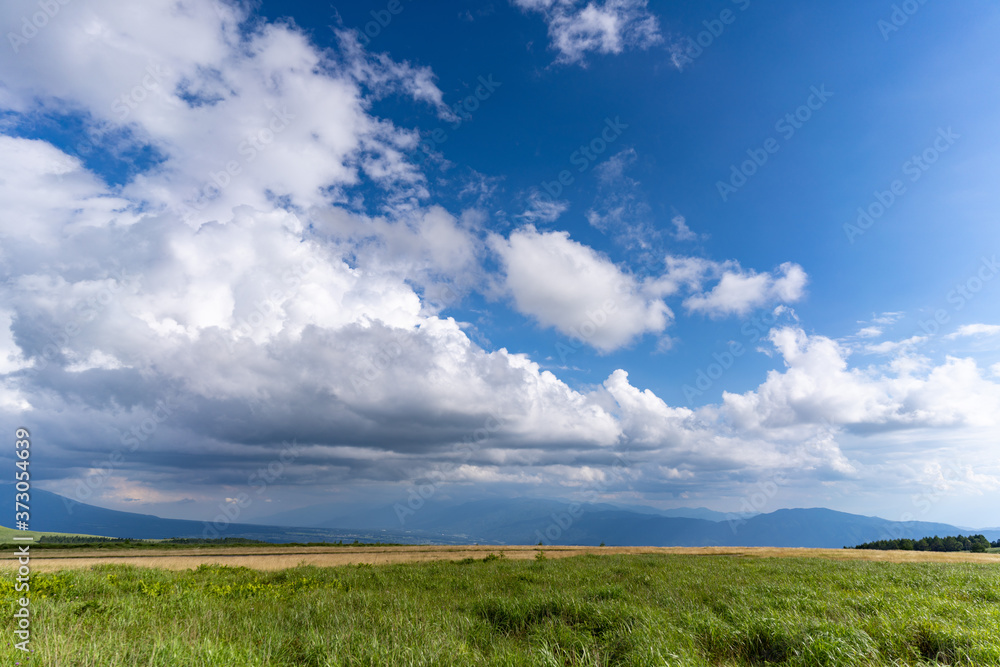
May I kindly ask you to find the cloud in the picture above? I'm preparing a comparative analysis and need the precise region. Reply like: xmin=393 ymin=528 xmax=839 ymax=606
xmin=491 ymin=229 xmax=810 ymax=349
xmin=511 ymin=0 xmax=662 ymax=65
xmin=855 ymin=326 xmax=883 ymax=338
xmin=850 ymin=312 xmax=904 ymax=341
xmin=683 ymin=262 xmax=808 ymax=317
xmin=0 ymin=0 xmax=446 ymax=225
xmin=2 ymin=0 xmax=997 ymax=521
xmin=872 ymin=312 xmax=904 ymax=325
xmin=585 ymin=149 xmax=658 ymax=258
xmin=311 ymin=204 xmax=483 ymax=310
xmin=519 ymin=191 xmax=569 ymax=224
xmin=601 ymin=368 xmax=857 ymax=480
xmin=721 ymin=327 xmax=1000 ymax=432
xmin=671 ymin=215 xmax=697 ymax=241
xmin=667 ymin=41 xmax=693 ymax=72
xmin=0 ymin=0 xmax=628 ymax=506
xmin=945 ymin=323 xmax=1000 ymax=339
xmin=0 ymin=143 xmax=625 ymax=494
xmin=491 ymin=227 xmax=672 ymax=351
xmin=0 ymin=310 xmax=31 ymax=375
xmin=334 ymin=31 xmax=458 ymax=123
xmin=654 ymin=256 xmax=718 ymax=295
xmin=863 ymin=335 xmax=927 ymax=355
xmin=593 ymin=147 xmax=637 ymax=184
xmin=0 ymin=135 xmax=136 ymax=243
xmin=585 ymin=150 xmax=683 ymax=281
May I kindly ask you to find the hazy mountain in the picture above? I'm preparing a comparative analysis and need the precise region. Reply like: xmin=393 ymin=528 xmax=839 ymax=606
xmin=3 ymin=486 xmax=997 ymax=548
xmin=649 ymin=506 xmax=754 ymax=522
xmin=0 ymin=486 xmax=455 ymax=544
xmin=254 ymin=498 xmax=749 ymax=529
xmin=465 ymin=506 xmax=996 ymax=548
xmin=303 ymin=498 xmax=999 ymax=548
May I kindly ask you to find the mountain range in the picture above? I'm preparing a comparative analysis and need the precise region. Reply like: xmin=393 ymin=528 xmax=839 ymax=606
xmin=4 ymin=486 xmax=998 ymax=549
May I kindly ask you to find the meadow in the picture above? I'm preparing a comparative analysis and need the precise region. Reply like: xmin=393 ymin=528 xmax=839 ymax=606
xmin=2 ymin=551 xmax=999 ymax=666
xmin=0 ymin=525 xmax=104 ymax=544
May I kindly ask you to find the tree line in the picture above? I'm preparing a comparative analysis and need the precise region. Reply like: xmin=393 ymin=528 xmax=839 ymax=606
xmin=851 ymin=534 xmax=997 ymax=552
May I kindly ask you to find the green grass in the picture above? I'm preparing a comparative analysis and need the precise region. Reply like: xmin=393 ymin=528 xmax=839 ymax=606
xmin=0 ymin=526 xmax=106 ymax=544
xmin=3 ymin=553 xmax=999 ymax=665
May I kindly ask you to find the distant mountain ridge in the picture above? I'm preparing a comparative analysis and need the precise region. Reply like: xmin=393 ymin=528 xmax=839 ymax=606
xmin=254 ymin=498 xmax=749 ymax=530
xmin=0 ymin=486 xmax=458 ymax=544
xmin=3 ymin=486 xmax=996 ymax=548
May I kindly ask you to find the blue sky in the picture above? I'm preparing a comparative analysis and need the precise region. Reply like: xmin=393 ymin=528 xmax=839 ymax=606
xmin=2 ymin=0 xmax=999 ymax=528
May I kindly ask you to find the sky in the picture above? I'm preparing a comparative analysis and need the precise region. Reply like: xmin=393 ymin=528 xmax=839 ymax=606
xmin=1 ymin=0 xmax=999 ymax=529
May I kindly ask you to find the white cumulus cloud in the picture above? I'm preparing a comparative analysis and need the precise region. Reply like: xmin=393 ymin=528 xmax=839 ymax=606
xmin=491 ymin=227 xmax=672 ymax=351
xmin=511 ymin=0 xmax=662 ymax=65
xmin=684 ymin=262 xmax=808 ymax=317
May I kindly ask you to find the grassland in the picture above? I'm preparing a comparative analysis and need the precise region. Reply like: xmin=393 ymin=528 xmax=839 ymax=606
xmin=0 ymin=525 xmax=106 ymax=544
xmin=2 ymin=548 xmax=999 ymax=666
